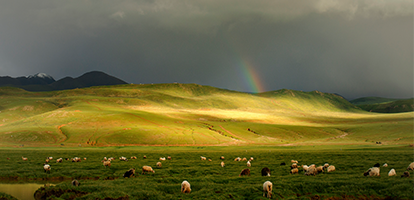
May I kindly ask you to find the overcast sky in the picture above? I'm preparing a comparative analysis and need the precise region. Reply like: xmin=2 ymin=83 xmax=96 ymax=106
xmin=0 ymin=0 xmax=412 ymax=99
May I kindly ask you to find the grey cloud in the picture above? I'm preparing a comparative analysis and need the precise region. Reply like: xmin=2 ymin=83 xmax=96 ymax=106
xmin=0 ymin=0 xmax=412 ymax=99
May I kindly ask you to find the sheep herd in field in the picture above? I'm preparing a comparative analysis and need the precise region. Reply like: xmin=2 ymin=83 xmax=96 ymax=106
xmin=14 ymin=154 xmax=414 ymax=199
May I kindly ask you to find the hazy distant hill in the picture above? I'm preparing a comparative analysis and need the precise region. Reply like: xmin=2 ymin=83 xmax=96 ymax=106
xmin=0 ymin=71 xmax=127 ymax=91
xmin=351 ymin=97 xmax=414 ymax=113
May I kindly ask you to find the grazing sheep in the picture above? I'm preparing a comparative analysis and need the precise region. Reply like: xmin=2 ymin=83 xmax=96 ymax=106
xmin=373 ymin=163 xmax=380 ymax=167
xmin=208 ymin=159 xmax=212 ymax=162
xmin=181 ymin=180 xmax=191 ymax=193
xmin=263 ymin=181 xmax=273 ymax=199
xmin=220 ymin=156 xmax=225 ymax=160
xmin=242 ymin=157 xmax=247 ymax=161
xmin=108 ymin=157 xmax=114 ymax=161
xmin=43 ymin=163 xmax=51 ymax=173
xmin=160 ymin=157 xmax=166 ymax=161
xmin=234 ymin=157 xmax=241 ymax=161
xmin=71 ymin=179 xmax=80 ymax=186
xmin=131 ymin=156 xmax=137 ymax=159
xmin=327 ymin=165 xmax=336 ymax=173
xmin=167 ymin=156 xmax=171 ymax=160
xmin=249 ymin=157 xmax=254 ymax=161
xmin=47 ymin=157 xmax=53 ymax=160
xmin=388 ymin=169 xmax=396 ymax=176
xmin=364 ymin=167 xmax=380 ymax=176
xmin=119 ymin=156 xmax=128 ymax=161
xmin=291 ymin=160 xmax=298 ymax=163
xmin=83 ymin=157 xmax=87 ymax=160
xmin=290 ymin=168 xmax=299 ymax=174
xmin=280 ymin=162 xmax=286 ymax=166
xmin=72 ymin=157 xmax=81 ymax=162
xmin=221 ymin=161 xmax=225 ymax=167
xmin=316 ymin=166 xmax=324 ymax=173
xmin=407 ymin=162 xmax=414 ymax=170
xmin=261 ymin=167 xmax=271 ymax=176
xmin=103 ymin=157 xmax=108 ymax=161
xmin=302 ymin=165 xmax=309 ymax=172
xmin=323 ymin=163 xmax=329 ymax=169
xmin=143 ymin=155 xmax=147 ymax=159
xmin=22 ymin=157 xmax=28 ymax=161
xmin=401 ymin=171 xmax=410 ymax=178
xmin=142 ymin=166 xmax=155 ymax=174
xmin=45 ymin=159 xmax=50 ymax=163
xmin=200 ymin=156 xmax=206 ymax=161
xmin=291 ymin=163 xmax=298 ymax=169
xmin=156 ymin=162 xmax=162 ymax=168
xmin=383 ymin=163 xmax=388 ymax=167
xmin=56 ymin=158 xmax=63 ymax=163
xmin=123 ymin=168 xmax=136 ymax=178
xmin=239 ymin=168 xmax=250 ymax=176
xmin=65 ymin=158 xmax=70 ymax=161
xmin=103 ymin=160 xmax=111 ymax=168
xmin=305 ymin=166 xmax=318 ymax=176
xmin=247 ymin=161 xmax=251 ymax=167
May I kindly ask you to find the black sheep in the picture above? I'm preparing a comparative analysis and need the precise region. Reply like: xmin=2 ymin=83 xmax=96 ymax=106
xmin=261 ymin=167 xmax=271 ymax=176
xmin=123 ymin=168 xmax=136 ymax=178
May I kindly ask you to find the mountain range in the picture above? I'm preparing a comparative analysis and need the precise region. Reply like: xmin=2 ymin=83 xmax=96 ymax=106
xmin=0 ymin=71 xmax=127 ymax=91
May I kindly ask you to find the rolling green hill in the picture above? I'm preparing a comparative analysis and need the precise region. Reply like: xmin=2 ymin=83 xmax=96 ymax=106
xmin=350 ymin=97 xmax=414 ymax=113
xmin=0 ymin=84 xmax=412 ymax=147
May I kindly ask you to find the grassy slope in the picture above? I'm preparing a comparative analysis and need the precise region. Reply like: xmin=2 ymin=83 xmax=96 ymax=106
xmin=0 ymin=84 xmax=412 ymax=147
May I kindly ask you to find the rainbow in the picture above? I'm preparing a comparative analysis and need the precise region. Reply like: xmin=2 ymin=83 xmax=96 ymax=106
xmin=237 ymin=59 xmax=266 ymax=93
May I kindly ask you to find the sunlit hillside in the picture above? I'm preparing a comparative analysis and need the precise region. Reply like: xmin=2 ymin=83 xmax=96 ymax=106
xmin=0 ymin=84 xmax=412 ymax=147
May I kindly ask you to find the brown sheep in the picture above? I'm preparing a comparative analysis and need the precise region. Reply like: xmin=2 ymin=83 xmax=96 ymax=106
xmin=290 ymin=168 xmax=299 ymax=174
xmin=103 ymin=160 xmax=111 ymax=168
xmin=167 ymin=156 xmax=172 ymax=160
xmin=239 ymin=168 xmax=250 ymax=176
xmin=401 ymin=171 xmax=410 ymax=178
xmin=261 ymin=167 xmax=270 ymax=176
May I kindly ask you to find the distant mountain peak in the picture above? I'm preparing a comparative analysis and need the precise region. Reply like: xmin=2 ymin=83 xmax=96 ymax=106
xmin=27 ymin=73 xmax=55 ymax=81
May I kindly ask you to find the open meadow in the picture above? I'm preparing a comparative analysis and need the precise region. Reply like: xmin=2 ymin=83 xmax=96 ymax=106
xmin=0 ymin=145 xmax=413 ymax=200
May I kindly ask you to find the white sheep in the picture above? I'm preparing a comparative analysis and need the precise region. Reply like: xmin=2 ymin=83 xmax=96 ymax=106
xmin=43 ymin=163 xmax=51 ymax=173
xmin=302 ymin=165 xmax=309 ymax=172
xmin=234 ymin=157 xmax=241 ymax=161
xmin=221 ymin=161 xmax=225 ymax=167
xmin=364 ymin=167 xmax=380 ymax=176
xmin=383 ymin=163 xmax=388 ymax=167
xmin=160 ymin=157 xmax=166 ymax=161
xmin=142 ymin=166 xmax=155 ymax=174
xmin=242 ymin=157 xmax=247 ymax=161
xmin=200 ymin=156 xmax=206 ymax=161
xmin=156 ymin=162 xmax=162 ymax=168
xmin=263 ymin=181 xmax=273 ymax=199
xmin=181 ymin=180 xmax=191 ymax=193
xmin=290 ymin=168 xmax=299 ymax=174
xmin=249 ymin=157 xmax=254 ymax=162
xmin=291 ymin=160 xmax=298 ymax=163
xmin=247 ymin=161 xmax=251 ymax=167
xmin=56 ymin=158 xmax=63 ymax=163
xmin=22 ymin=156 xmax=28 ymax=161
xmin=407 ymin=162 xmax=414 ymax=170
xmin=388 ymin=168 xmax=396 ymax=176
xmin=327 ymin=165 xmax=336 ymax=173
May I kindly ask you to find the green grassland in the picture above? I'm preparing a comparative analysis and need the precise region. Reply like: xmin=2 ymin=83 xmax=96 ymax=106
xmin=0 ymin=84 xmax=412 ymax=147
xmin=0 ymin=146 xmax=413 ymax=199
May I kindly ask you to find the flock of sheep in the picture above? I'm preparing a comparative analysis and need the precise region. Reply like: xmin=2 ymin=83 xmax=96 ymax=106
xmin=18 ymin=155 xmax=414 ymax=199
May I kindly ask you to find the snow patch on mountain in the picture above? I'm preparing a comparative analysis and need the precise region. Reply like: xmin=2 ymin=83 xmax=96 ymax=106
xmin=26 ymin=73 xmax=55 ymax=81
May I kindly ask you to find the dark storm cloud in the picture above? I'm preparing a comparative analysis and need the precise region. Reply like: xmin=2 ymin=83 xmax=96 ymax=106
xmin=0 ymin=0 xmax=412 ymax=99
